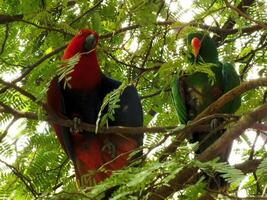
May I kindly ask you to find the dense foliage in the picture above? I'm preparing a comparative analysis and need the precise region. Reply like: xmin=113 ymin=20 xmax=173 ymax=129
xmin=0 ymin=0 xmax=266 ymax=199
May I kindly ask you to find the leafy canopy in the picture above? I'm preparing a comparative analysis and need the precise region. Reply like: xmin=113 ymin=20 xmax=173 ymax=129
xmin=0 ymin=0 xmax=266 ymax=199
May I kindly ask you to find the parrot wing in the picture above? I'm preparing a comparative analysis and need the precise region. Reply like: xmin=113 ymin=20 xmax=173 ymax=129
xmin=171 ymin=76 xmax=188 ymax=124
xmin=221 ymin=63 xmax=241 ymax=114
xmin=100 ymin=75 xmax=144 ymax=161
xmin=47 ymin=77 xmax=75 ymax=161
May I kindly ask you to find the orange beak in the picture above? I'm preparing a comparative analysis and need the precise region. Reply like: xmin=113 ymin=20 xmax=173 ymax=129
xmin=191 ymin=37 xmax=201 ymax=58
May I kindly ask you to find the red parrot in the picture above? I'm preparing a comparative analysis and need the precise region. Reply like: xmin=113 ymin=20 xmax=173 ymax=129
xmin=47 ymin=29 xmax=143 ymax=187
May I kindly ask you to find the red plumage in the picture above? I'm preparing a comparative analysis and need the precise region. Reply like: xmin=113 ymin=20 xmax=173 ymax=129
xmin=47 ymin=29 xmax=143 ymax=187
xmin=62 ymin=29 xmax=101 ymax=91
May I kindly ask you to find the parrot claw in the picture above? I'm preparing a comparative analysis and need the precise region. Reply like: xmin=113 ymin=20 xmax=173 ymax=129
xmin=70 ymin=117 xmax=82 ymax=133
xmin=210 ymin=118 xmax=220 ymax=130
xmin=102 ymin=139 xmax=116 ymax=158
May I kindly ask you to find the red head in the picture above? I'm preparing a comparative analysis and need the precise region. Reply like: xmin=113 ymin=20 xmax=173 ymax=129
xmin=62 ymin=29 xmax=101 ymax=91
xmin=191 ymin=37 xmax=201 ymax=58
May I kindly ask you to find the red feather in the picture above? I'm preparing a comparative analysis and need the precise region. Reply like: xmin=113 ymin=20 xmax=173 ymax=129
xmin=47 ymin=29 xmax=142 ymax=187
xmin=62 ymin=29 xmax=101 ymax=91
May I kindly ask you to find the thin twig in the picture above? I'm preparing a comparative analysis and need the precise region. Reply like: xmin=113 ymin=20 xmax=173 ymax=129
xmin=0 ymin=24 xmax=9 ymax=55
xmin=19 ymin=19 xmax=73 ymax=36
xmin=70 ymin=0 xmax=104 ymax=25
xmin=0 ymin=99 xmax=236 ymax=136
xmin=224 ymin=0 xmax=267 ymax=30
xmin=0 ymin=44 xmax=67 ymax=96
xmin=0 ymin=159 xmax=40 ymax=197
xmin=148 ymin=103 xmax=267 ymax=200
xmin=0 ymin=78 xmax=38 ymax=103
xmin=0 ymin=118 xmax=17 ymax=142
xmin=195 ymin=77 xmax=267 ymax=120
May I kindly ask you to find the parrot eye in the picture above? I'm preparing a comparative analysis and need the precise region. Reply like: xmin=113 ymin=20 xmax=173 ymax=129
xmin=84 ymin=34 xmax=96 ymax=52
xmin=77 ymin=31 xmax=83 ymax=36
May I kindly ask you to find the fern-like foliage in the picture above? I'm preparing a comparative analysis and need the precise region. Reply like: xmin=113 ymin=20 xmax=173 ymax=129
xmin=57 ymin=53 xmax=81 ymax=89
xmin=0 ymin=0 xmax=266 ymax=199
xmin=96 ymin=83 xmax=128 ymax=132
xmin=194 ymin=158 xmax=245 ymax=185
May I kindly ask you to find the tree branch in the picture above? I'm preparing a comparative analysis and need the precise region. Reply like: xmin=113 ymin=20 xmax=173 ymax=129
xmin=0 ymin=78 xmax=38 ymax=103
xmin=0 ymin=14 xmax=23 ymax=24
xmin=0 ymin=158 xmax=40 ymax=197
xmin=234 ymin=159 xmax=262 ymax=174
xmin=19 ymin=19 xmax=73 ymax=36
xmin=199 ymin=104 xmax=267 ymax=161
xmin=148 ymin=103 xmax=267 ymax=200
xmin=0 ymin=44 xmax=67 ymax=95
xmin=251 ymin=123 xmax=267 ymax=132
xmin=0 ymin=99 xmax=238 ymax=137
xmin=0 ymin=24 xmax=9 ymax=55
xmin=100 ymin=21 xmax=263 ymax=41
xmin=213 ymin=0 xmax=255 ymax=44
xmin=158 ymin=77 xmax=267 ymax=163
xmin=70 ymin=0 xmax=104 ymax=25
xmin=195 ymin=77 xmax=267 ymax=120
xmin=224 ymin=0 xmax=267 ymax=30
xmin=0 ymin=118 xmax=17 ymax=142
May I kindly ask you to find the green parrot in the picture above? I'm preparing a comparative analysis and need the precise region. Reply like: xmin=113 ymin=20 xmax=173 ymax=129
xmin=171 ymin=31 xmax=241 ymax=159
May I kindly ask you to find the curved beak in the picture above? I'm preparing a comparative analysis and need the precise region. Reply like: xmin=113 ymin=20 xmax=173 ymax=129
xmin=191 ymin=37 xmax=201 ymax=58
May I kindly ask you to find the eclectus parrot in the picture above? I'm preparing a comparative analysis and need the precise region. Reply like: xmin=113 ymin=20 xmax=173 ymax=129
xmin=46 ymin=29 xmax=143 ymax=187
xmin=171 ymin=32 xmax=241 ymax=160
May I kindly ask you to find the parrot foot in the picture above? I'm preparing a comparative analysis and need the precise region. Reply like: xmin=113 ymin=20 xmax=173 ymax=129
xmin=70 ymin=117 xmax=82 ymax=133
xmin=210 ymin=118 xmax=219 ymax=130
xmin=102 ymin=139 xmax=116 ymax=158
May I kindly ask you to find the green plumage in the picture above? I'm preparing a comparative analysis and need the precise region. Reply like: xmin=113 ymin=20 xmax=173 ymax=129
xmin=171 ymin=77 xmax=187 ymax=124
xmin=171 ymin=31 xmax=241 ymax=190
xmin=221 ymin=63 xmax=241 ymax=113
xmin=172 ymin=32 xmax=241 ymax=125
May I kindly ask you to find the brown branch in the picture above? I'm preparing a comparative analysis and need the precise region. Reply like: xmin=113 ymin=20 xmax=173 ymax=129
xmin=0 ymin=1 xmax=77 ymax=25
xmin=19 ymin=19 xmax=73 ymax=36
xmin=200 ymin=104 xmax=267 ymax=160
xmin=103 ymin=47 xmax=161 ymax=73
xmin=158 ymin=77 xmax=267 ymax=164
xmin=141 ymin=90 xmax=162 ymax=99
xmin=0 ymin=57 xmax=24 ymax=67
xmin=100 ymin=21 xmax=263 ymax=42
xmin=0 ymin=15 xmax=72 ymax=35
xmin=159 ymin=114 xmax=238 ymax=162
xmin=224 ymin=0 xmax=267 ymax=30
xmin=234 ymin=159 xmax=262 ymax=174
xmin=70 ymin=0 xmax=104 ymax=25
xmin=0 ymin=78 xmax=38 ymax=103
xmin=0 ymin=24 xmax=9 ymax=55
xmin=195 ymin=77 xmax=267 ymax=120
xmin=64 ymin=113 xmax=235 ymax=135
xmin=0 ymin=100 xmax=237 ymax=137
xmin=102 ymin=48 xmax=141 ymax=69
xmin=0 ymin=44 xmax=67 ymax=96
xmin=0 ymin=158 xmax=40 ymax=197
xmin=0 ymin=14 xmax=23 ymax=24
xmin=52 ymin=158 xmax=69 ymax=190
xmin=0 ymin=100 xmax=175 ymax=134
xmin=100 ymin=24 xmax=140 ymax=39
xmin=148 ymin=103 xmax=267 ymax=200
xmin=213 ymin=0 xmax=255 ymax=44
xmin=251 ymin=123 xmax=267 ymax=132
xmin=240 ymin=34 xmax=267 ymax=79
xmin=0 ymin=118 xmax=17 ymax=142
xmin=236 ymin=35 xmax=267 ymax=63
xmin=0 ymin=102 xmax=37 ymax=120
xmin=16 ymin=44 xmax=65 ymax=81
xmin=189 ymin=23 xmax=262 ymax=36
